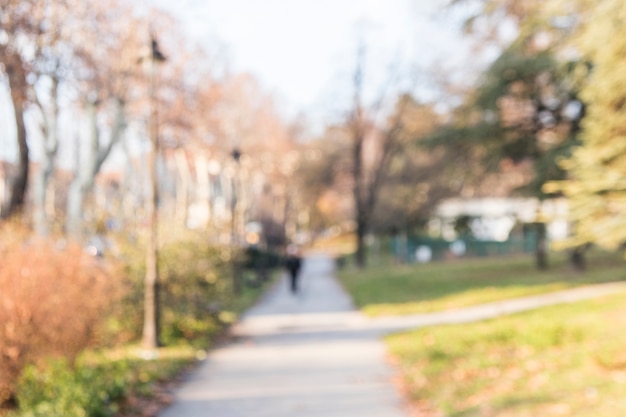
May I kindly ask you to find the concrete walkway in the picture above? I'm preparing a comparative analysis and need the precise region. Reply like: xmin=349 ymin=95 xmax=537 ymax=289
xmin=159 ymin=254 xmax=406 ymax=417
xmin=158 ymin=254 xmax=626 ymax=417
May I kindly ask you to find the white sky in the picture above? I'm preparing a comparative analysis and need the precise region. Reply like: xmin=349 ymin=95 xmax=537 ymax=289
xmin=148 ymin=0 xmax=474 ymax=116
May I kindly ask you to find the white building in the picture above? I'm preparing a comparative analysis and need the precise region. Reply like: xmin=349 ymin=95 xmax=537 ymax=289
xmin=432 ymin=197 xmax=569 ymax=242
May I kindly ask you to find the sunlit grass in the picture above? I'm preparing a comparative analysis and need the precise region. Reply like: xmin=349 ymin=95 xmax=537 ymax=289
xmin=386 ymin=291 xmax=626 ymax=416
xmin=338 ymin=251 xmax=626 ymax=316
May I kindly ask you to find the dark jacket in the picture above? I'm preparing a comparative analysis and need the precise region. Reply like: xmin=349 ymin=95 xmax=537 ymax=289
xmin=285 ymin=255 xmax=301 ymax=274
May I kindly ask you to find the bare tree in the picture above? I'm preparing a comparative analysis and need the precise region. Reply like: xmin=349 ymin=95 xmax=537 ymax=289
xmin=348 ymin=44 xmax=419 ymax=268
xmin=63 ymin=1 xmax=148 ymax=237
xmin=30 ymin=0 xmax=78 ymax=234
xmin=0 ymin=0 xmax=42 ymax=220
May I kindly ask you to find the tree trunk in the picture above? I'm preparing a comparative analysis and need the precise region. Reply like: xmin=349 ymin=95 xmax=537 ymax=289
xmin=570 ymin=244 xmax=588 ymax=272
xmin=66 ymin=97 xmax=125 ymax=237
xmin=174 ymin=149 xmax=191 ymax=226
xmin=33 ymin=152 xmax=54 ymax=235
xmin=352 ymin=121 xmax=367 ymax=268
xmin=33 ymin=78 xmax=59 ymax=235
xmin=355 ymin=217 xmax=367 ymax=268
xmin=121 ymin=135 xmax=140 ymax=229
xmin=535 ymin=222 xmax=548 ymax=270
xmin=1 ymin=60 xmax=29 ymax=221
xmin=66 ymin=100 xmax=98 ymax=237
xmin=195 ymin=153 xmax=210 ymax=228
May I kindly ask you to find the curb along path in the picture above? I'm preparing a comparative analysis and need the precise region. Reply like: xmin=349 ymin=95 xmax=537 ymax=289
xmin=158 ymin=255 xmax=626 ymax=417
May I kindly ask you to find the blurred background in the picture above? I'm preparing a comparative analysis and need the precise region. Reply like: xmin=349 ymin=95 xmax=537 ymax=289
xmin=2 ymin=0 xmax=626 ymax=414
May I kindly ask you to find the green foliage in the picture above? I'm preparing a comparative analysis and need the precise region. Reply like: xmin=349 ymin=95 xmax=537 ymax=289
xmin=476 ymin=50 xmax=557 ymax=111
xmin=546 ymin=0 xmax=626 ymax=250
xmin=428 ymin=28 xmax=583 ymax=199
xmin=386 ymin=291 xmax=626 ymax=416
xmin=242 ymin=246 xmax=283 ymax=270
xmin=114 ymin=230 xmax=239 ymax=346
xmin=478 ymin=46 xmax=579 ymax=184
xmin=522 ymin=134 xmax=578 ymax=196
xmin=112 ymin=229 xmax=279 ymax=347
xmin=158 ymin=238 xmax=235 ymax=346
xmin=13 ymin=359 xmax=127 ymax=417
xmin=11 ymin=348 xmax=197 ymax=417
xmin=338 ymin=251 xmax=626 ymax=316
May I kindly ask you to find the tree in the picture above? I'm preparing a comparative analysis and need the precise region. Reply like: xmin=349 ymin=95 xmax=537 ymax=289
xmin=296 ymin=128 xmax=353 ymax=240
xmin=438 ymin=0 xmax=587 ymax=268
xmin=64 ymin=1 xmax=149 ymax=237
xmin=28 ymin=0 xmax=95 ymax=236
xmin=371 ymin=98 xmax=454 ymax=237
xmin=455 ymin=51 xmax=582 ymax=268
xmin=347 ymin=43 xmax=437 ymax=268
xmin=545 ymin=0 xmax=626 ymax=254
xmin=0 ymin=0 xmax=42 ymax=220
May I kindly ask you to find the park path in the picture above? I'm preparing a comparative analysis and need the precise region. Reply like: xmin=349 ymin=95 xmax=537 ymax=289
xmin=158 ymin=254 xmax=626 ymax=417
xmin=158 ymin=253 xmax=408 ymax=417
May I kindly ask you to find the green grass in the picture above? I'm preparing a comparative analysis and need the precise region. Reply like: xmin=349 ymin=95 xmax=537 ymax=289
xmin=386 ymin=290 xmax=626 ymax=416
xmin=338 ymin=251 xmax=626 ymax=316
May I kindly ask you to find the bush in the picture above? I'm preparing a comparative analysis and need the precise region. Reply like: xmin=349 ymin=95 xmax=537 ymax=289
xmin=12 ymin=359 xmax=127 ymax=417
xmin=160 ymin=236 xmax=248 ymax=345
xmin=11 ymin=349 xmax=196 ymax=417
xmin=242 ymin=247 xmax=282 ymax=270
xmin=0 ymin=226 xmax=122 ymax=406
xmin=115 ymin=229 xmax=240 ymax=347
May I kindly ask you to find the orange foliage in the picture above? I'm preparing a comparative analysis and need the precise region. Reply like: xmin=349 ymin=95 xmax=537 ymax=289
xmin=0 ymin=227 xmax=122 ymax=405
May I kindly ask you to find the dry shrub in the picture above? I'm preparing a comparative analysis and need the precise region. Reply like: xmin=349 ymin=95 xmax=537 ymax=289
xmin=0 ymin=226 xmax=122 ymax=405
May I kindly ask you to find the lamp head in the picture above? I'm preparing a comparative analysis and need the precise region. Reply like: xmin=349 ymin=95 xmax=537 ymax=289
xmin=231 ymin=148 xmax=242 ymax=163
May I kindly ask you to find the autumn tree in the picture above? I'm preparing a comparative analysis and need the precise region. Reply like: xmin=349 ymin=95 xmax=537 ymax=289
xmin=371 ymin=97 xmax=454 ymax=237
xmin=29 ymin=0 xmax=81 ymax=235
xmin=346 ymin=42 xmax=443 ymax=268
xmin=63 ymin=1 xmax=155 ymax=237
xmin=208 ymin=73 xmax=301 ymax=245
xmin=292 ymin=124 xmax=357 ymax=252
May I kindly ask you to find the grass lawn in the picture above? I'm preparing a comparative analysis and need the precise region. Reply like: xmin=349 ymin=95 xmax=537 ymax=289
xmin=337 ymin=251 xmax=626 ymax=316
xmin=386 ymin=290 xmax=626 ymax=416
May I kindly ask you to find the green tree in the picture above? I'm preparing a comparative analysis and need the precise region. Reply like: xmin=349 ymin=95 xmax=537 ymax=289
xmin=436 ymin=0 xmax=587 ymax=268
xmin=432 ymin=47 xmax=583 ymax=268
xmin=545 ymin=0 xmax=626 ymax=253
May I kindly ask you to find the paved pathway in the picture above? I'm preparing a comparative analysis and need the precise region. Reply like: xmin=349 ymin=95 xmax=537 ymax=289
xmin=159 ymin=254 xmax=626 ymax=417
xmin=159 ymin=254 xmax=406 ymax=417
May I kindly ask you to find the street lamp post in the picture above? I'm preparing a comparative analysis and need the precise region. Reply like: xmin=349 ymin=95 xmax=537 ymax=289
xmin=230 ymin=147 xmax=242 ymax=294
xmin=141 ymin=35 xmax=166 ymax=351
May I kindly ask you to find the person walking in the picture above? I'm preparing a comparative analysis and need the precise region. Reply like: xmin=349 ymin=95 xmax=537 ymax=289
xmin=284 ymin=245 xmax=302 ymax=294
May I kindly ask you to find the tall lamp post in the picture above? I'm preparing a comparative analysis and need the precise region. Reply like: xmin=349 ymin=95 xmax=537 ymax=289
xmin=230 ymin=148 xmax=241 ymax=244
xmin=230 ymin=147 xmax=242 ymax=294
xmin=141 ymin=35 xmax=166 ymax=351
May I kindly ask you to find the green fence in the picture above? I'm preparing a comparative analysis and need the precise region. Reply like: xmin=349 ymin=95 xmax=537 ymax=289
xmin=391 ymin=234 xmax=535 ymax=263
